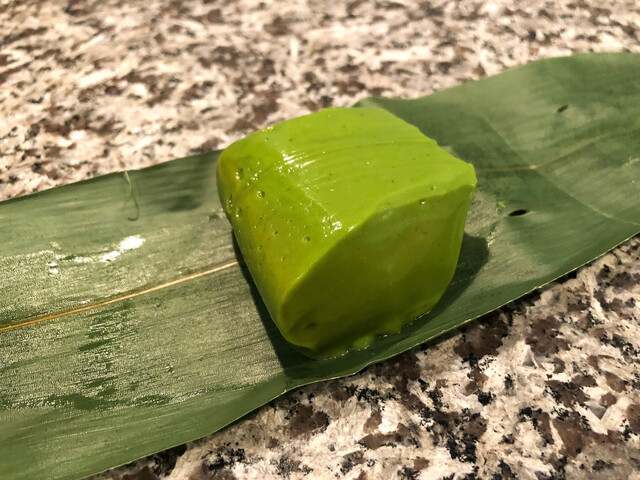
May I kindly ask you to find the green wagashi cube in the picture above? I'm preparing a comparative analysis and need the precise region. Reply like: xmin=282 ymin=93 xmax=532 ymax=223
xmin=217 ymin=108 xmax=476 ymax=357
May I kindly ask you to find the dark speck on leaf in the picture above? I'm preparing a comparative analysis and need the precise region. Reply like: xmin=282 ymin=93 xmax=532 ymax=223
xmin=557 ymin=104 xmax=569 ymax=113
xmin=509 ymin=209 xmax=528 ymax=217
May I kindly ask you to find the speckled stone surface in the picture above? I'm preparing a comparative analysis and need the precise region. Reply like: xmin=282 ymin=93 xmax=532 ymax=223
xmin=2 ymin=1 xmax=640 ymax=479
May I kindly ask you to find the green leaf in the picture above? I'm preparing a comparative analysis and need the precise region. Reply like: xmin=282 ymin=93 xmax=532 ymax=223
xmin=1 ymin=53 xmax=639 ymax=480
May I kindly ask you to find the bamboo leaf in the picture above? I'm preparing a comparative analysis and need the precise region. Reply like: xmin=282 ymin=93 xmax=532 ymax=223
xmin=1 ymin=53 xmax=639 ymax=480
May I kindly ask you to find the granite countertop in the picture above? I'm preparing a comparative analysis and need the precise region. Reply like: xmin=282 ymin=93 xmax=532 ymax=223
xmin=2 ymin=1 xmax=640 ymax=479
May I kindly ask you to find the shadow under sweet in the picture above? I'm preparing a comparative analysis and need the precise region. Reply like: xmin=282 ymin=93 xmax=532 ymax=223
xmin=232 ymin=232 xmax=489 ymax=382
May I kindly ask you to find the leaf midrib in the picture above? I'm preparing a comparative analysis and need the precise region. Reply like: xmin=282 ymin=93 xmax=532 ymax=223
xmin=0 ymin=260 xmax=239 ymax=333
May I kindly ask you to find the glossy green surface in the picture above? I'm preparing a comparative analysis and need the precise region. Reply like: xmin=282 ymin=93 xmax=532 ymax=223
xmin=0 ymin=53 xmax=639 ymax=480
xmin=217 ymin=108 xmax=476 ymax=356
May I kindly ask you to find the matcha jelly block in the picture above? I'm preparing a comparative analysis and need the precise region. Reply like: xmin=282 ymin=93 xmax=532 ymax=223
xmin=217 ymin=107 xmax=476 ymax=358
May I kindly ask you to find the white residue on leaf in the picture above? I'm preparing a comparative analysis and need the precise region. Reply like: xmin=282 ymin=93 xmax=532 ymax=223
xmin=101 ymin=251 xmax=121 ymax=263
xmin=46 ymin=261 xmax=59 ymax=275
xmin=101 ymin=235 xmax=145 ymax=263
xmin=119 ymin=235 xmax=145 ymax=251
